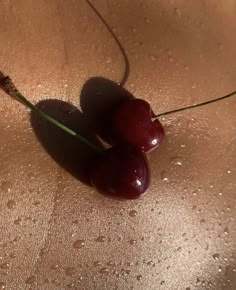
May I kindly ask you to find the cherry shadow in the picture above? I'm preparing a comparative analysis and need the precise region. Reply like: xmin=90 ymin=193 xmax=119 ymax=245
xmin=30 ymin=100 xmax=102 ymax=185
xmin=30 ymin=77 xmax=133 ymax=186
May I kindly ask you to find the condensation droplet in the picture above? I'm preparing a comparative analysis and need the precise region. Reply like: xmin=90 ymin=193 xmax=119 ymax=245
xmin=224 ymin=227 xmax=229 ymax=235
xmin=14 ymin=217 xmax=22 ymax=225
xmin=129 ymin=210 xmax=137 ymax=217
xmin=0 ymin=282 xmax=6 ymax=290
xmin=99 ymin=267 xmax=109 ymax=274
xmin=136 ymin=275 xmax=142 ymax=281
xmin=0 ymin=263 xmax=10 ymax=270
xmin=1 ymin=181 xmax=12 ymax=193
xmin=181 ymin=144 xmax=186 ymax=148
xmin=218 ymin=266 xmax=223 ymax=273
xmin=65 ymin=267 xmax=76 ymax=276
xmin=73 ymin=240 xmax=85 ymax=249
xmin=9 ymin=253 xmax=16 ymax=259
xmin=95 ymin=236 xmax=106 ymax=242
xmin=32 ymin=201 xmax=40 ymax=206
xmin=161 ymin=171 xmax=169 ymax=182
xmin=174 ymin=7 xmax=182 ymax=17
xmin=171 ymin=157 xmax=182 ymax=166
xmin=25 ymin=275 xmax=36 ymax=284
xmin=6 ymin=200 xmax=16 ymax=210
xmin=93 ymin=261 xmax=101 ymax=267
xmin=160 ymin=280 xmax=165 ymax=285
xmin=227 ymin=170 xmax=231 ymax=174
xmin=212 ymin=253 xmax=220 ymax=261
xmin=129 ymin=239 xmax=137 ymax=245
xmin=200 ymin=218 xmax=206 ymax=224
xmin=218 ymin=43 xmax=223 ymax=50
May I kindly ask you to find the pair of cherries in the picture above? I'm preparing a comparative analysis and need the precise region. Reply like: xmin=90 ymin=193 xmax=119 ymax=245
xmin=90 ymin=98 xmax=164 ymax=199
xmin=0 ymin=75 xmax=163 ymax=200
xmin=1 ymin=74 xmax=235 ymax=200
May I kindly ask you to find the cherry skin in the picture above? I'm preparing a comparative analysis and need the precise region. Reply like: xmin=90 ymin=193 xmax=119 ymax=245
xmin=90 ymin=145 xmax=150 ymax=199
xmin=108 ymin=98 xmax=165 ymax=152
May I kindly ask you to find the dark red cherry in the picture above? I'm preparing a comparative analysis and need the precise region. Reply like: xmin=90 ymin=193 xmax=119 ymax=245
xmin=110 ymin=99 xmax=164 ymax=152
xmin=90 ymin=145 xmax=150 ymax=199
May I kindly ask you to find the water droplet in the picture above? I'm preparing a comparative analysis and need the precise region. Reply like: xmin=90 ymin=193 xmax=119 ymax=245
xmin=1 ymin=181 xmax=11 ymax=193
xmin=51 ymin=263 xmax=60 ymax=270
xmin=233 ymin=268 xmax=236 ymax=272
xmin=160 ymin=280 xmax=165 ymax=285
xmin=212 ymin=253 xmax=220 ymax=261
xmin=218 ymin=43 xmax=223 ymax=50
xmin=136 ymin=275 xmax=142 ymax=281
xmin=25 ymin=275 xmax=36 ymax=284
xmin=107 ymin=261 xmax=116 ymax=267
xmin=218 ymin=266 xmax=222 ymax=273
xmin=227 ymin=170 xmax=231 ymax=174
xmin=95 ymin=236 xmax=106 ymax=242
xmin=65 ymin=267 xmax=76 ymax=276
xmin=0 ymin=282 xmax=6 ymax=290
xmin=9 ymin=253 xmax=16 ymax=259
xmin=181 ymin=144 xmax=186 ymax=148
xmin=32 ymin=201 xmax=40 ymax=206
xmin=150 ymin=55 xmax=156 ymax=61
xmin=129 ymin=26 xmax=136 ymax=33
xmin=14 ymin=217 xmax=22 ymax=225
xmin=6 ymin=200 xmax=16 ymax=210
xmin=73 ymin=240 xmax=85 ymax=249
xmin=93 ymin=261 xmax=101 ymax=267
xmin=224 ymin=227 xmax=229 ymax=235
xmin=129 ymin=239 xmax=137 ymax=245
xmin=171 ymin=157 xmax=182 ymax=166
xmin=200 ymin=218 xmax=206 ymax=224
xmin=99 ymin=267 xmax=109 ymax=274
xmin=0 ymin=263 xmax=10 ymax=270
xmin=192 ymin=189 xmax=198 ymax=196
xmin=161 ymin=171 xmax=169 ymax=182
xmin=129 ymin=210 xmax=137 ymax=217
xmin=218 ymin=192 xmax=223 ymax=196
xmin=174 ymin=8 xmax=181 ymax=17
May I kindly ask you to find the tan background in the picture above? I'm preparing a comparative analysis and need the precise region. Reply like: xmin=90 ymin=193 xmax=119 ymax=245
xmin=0 ymin=0 xmax=236 ymax=289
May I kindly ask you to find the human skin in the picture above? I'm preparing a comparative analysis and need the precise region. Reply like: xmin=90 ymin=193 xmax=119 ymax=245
xmin=0 ymin=0 xmax=235 ymax=289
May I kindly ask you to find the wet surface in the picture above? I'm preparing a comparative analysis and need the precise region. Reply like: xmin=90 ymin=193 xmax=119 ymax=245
xmin=0 ymin=0 xmax=236 ymax=289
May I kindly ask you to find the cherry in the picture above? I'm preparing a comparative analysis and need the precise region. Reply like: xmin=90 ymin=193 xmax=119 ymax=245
xmin=106 ymin=98 xmax=164 ymax=152
xmin=90 ymin=145 xmax=150 ymax=199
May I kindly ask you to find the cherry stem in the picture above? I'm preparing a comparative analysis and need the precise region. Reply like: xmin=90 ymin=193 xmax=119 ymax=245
xmin=0 ymin=75 xmax=103 ymax=154
xmin=155 ymin=90 xmax=236 ymax=118
xmin=85 ymin=0 xmax=129 ymax=87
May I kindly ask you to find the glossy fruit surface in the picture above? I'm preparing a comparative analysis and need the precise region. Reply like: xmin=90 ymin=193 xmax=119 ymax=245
xmin=90 ymin=145 xmax=150 ymax=199
xmin=110 ymin=98 xmax=164 ymax=152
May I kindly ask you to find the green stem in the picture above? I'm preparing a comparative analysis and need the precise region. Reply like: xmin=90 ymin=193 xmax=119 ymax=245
xmin=155 ymin=90 xmax=236 ymax=118
xmin=0 ymin=76 xmax=102 ymax=153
